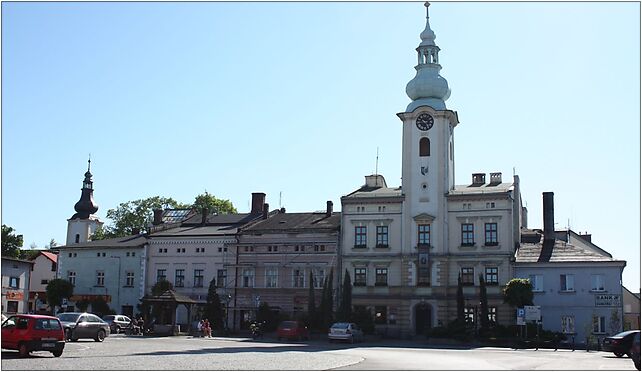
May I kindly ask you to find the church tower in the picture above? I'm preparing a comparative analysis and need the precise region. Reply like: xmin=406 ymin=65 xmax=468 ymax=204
xmin=398 ymin=2 xmax=459 ymax=286
xmin=66 ymin=158 xmax=103 ymax=245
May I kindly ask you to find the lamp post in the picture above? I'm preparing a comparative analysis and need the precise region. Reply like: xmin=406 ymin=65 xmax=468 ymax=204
xmin=224 ymin=294 xmax=232 ymax=333
xmin=111 ymin=256 xmax=121 ymax=313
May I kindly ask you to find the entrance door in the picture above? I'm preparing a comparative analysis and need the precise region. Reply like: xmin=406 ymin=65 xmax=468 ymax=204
xmin=414 ymin=303 xmax=432 ymax=335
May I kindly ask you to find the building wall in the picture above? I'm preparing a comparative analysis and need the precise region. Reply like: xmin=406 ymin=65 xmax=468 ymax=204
xmin=622 ymin=287 xmax=641 ymax=330
xmin=28 ymin=254 xmax=58 ymax=313
xmin=57 ymin=246 xmax=145 ymax=316
xmin=1 ymin=258 xmax=31 ymax=314
xmin=66 ymin=218 xmax=102 ymax=245
xmin=515 ymin=263 xmax=624 ymax=343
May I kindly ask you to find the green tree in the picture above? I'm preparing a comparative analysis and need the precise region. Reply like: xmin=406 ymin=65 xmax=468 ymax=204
xmin=318 ymin=269 xmax=334 ymax=330
xmin=99 ymin=196 xmax=190 ymax=239
xmin=46 ymin=239 xmax=58 ymax=249
xmin=502 ymin=278 xmax=534 ymax=308
xmin=90 ymin=297 xmax=114 ymax=318
xmin=2 ymin=225 xmax=23 ymax=258
xmin=456 ymin=274 xmax=465 ymax=324
xmin=151 ymin=279 xmax=174 ymax=296
xmin=204 ymin=278 xmax=224 ymax=332
xmin=479 ymin=274 xmax=490 ymax=331
xmin=337 ymin=270 xmax=352 ymax=322
xmin=192 ymin=192 xmax=237 ymax=215
xmin=46 ymin=279 xmax=74 ymax=312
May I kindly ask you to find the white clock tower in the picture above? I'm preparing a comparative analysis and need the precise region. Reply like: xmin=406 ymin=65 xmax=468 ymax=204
xmin=398 ymin=2 xmax=459 ymax=283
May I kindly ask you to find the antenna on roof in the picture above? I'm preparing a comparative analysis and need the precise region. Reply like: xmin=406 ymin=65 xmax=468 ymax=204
xmin=512 ymin=166 xmax=516 ymax=177
xmin=375 ymin=147 xmax=380 ymax=185
xmin=279 ymin=192 xmax=282 ymax=208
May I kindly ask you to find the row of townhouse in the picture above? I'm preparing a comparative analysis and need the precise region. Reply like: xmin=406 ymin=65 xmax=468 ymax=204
xmin=52 ymin=3 xmax=634 ymax=343
xmin=1 ymin=251 xmax=59 ymax=315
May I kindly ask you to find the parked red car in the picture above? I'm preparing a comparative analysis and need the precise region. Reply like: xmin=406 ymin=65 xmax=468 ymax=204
xmin=276 ymin=321 xmax=309 ymax=341
xmin=1 ymin=314 xmax=65 ymax=357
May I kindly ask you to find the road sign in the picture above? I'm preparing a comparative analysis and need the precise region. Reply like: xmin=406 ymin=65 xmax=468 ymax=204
xmin=524 ymin=305 xmax=541 ymax=321
xmin=516 ymin=308 xmax=526 ymax=325
xmin=62 ymin=298 xmax=68 ymax=306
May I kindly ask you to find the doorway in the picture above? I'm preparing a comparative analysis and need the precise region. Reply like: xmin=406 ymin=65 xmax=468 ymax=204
xmin=414 ymin=303 xmax=432 ymax=335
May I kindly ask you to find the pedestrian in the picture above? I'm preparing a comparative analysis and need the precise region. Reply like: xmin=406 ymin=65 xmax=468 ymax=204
xmin=203 ymin=319 xmax=212 ymax=338
xmin=197 ymin=319 xmax=204 ymax=337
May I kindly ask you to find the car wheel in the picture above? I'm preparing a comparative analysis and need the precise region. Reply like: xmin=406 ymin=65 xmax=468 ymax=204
xmin=95 ymin=329 xmax=106 ymax=342
xmin=18 ymin=343 xmax=29 ymax=358
xmin=115 ymin=325 xmax=121 ymax=334
xmin=52 ymin=349 xmax=63 ymax=357
xmin=615 ymin=352 xmax=625 ymax=358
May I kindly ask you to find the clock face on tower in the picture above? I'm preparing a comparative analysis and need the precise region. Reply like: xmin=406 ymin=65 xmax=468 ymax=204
xmin=416 ymin=113 xmax=434 ymax=131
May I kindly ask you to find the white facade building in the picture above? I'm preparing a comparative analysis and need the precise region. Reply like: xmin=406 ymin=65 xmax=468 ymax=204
xmin=28 ymin=251 xmax=58 ymax=314
xmin=1 ymin=257 xmax=33 ymax=314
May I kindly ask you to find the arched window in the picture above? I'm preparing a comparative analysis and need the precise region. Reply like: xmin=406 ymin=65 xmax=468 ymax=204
xmin=419 ymin=137 xmax=430 ymax=157
xmin=75 ymin=234 xmax=80 ymax=243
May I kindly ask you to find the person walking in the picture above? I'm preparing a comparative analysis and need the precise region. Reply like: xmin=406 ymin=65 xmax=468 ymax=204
xmin=203 ymin=319 xmax=212 ymax=338
xmin=197 ymin=319 xmax=204 ymax=337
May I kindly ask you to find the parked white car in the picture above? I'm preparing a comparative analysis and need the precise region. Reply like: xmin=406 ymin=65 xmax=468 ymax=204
xmin=328 ymin=322 xmax=364 ymax=343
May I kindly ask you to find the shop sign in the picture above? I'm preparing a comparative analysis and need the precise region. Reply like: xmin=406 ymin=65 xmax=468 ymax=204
xmin=595 ymin=294 xmax=621 ymax=307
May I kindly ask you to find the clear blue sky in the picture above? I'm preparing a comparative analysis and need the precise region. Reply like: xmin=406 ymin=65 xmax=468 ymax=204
xmin=2 ymin=2 xmax=639 ymax=290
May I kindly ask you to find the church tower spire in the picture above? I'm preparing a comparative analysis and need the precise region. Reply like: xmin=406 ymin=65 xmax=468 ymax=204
xmin=405 ymin=2 xmax=451 ymax=112
xmin=71 ymin=157 xmax=99 ymax=219
xmin=67 ymin=157 xmax=103 ymax=245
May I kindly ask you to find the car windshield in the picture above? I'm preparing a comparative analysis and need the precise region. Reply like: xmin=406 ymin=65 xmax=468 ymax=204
xmin=280 ymin=321 xmax=297 ymax=328
xmin=331 ymin=323 xmax=349 ymax=329
xmin=103 ymin=316 xmax=115 ymax=321
xmin=57 ymin=313 xmax=81 ymax=322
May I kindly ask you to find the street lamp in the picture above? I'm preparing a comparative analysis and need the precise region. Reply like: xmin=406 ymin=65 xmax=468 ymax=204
xmin=224 ymin=294 xmax=232 ymax=333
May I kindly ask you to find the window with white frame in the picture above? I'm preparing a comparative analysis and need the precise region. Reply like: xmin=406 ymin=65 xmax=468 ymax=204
xmin=529 ymin=274 xmax=543 ymax=292
xmin=354 ymin=267 xmax=367 ymax=286
xmin=175 ymin=269 xmax=185 ymax=287
xmin=484 ymin=267 xmax=498 ymax=285
xmin=8 ymin=277 xmax=19 ymax=289
xmin=96 ymin=271 xmax=105 ymax=286
xmin=593 ymin=315 xmax=606 ymax=334
xmin=560 ymin=274 xmax=575 ymax=292
xmin=376 ymin=226 xmax=389 ymax=247
xmin=292 ymin=268 xmax=305 ymax=288
xmin=484 ymin=223 xmax=498 ymax=246
xmin=125 ymin=272 xmax=135 ymax=287
xmin=561 ymin=315 xmax=575 ymax=334
xmin=591 ymin=274 xmax=605 ymax=291
xmin=157 ymin=269 xmax=167 ymax=282
xmin=461 ymin=267 xmax=474 ymax=286
xmin=375 ymin=268 xmax=388 ymax=286
xmin=313 ymin=268 xmax=326 ymax=289
xmin=461 ymin=224 xmax=474 ymax=246
xmin=242 ymin=268 xmax=255 ymax=288
xmin=418 ymin=224 xmax=430 ymax=245
xmin=265 ymin=267 xmax=278 ymax=288
xmin=193 ymin=269 xmax=204 ymax=288
xmin=354 ymin=226 xmax=367 ymax=247
xmin=217 ymin=269 xmax=227 ymax=288
xmin=67 ymin=271 xmax=76 ymax=285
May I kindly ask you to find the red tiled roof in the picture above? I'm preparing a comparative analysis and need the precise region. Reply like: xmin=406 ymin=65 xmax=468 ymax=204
xmin=40 ymin=251 xmax=58 ymax=263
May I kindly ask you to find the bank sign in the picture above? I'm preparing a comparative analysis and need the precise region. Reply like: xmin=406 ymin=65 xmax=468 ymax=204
xmin=595 ymin=294 xmax=621 ymax=307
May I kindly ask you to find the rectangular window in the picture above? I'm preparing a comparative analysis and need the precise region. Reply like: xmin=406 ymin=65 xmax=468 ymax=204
xmin=313 ymin=268 xmax=326 ymax=289
xmin=485 ymin=267 xmax=498 ymax=285
xmin=67 ymin=271 xmax=76 ymax=285
xmin=591 ymin=274 xmax=605 ymax=291
xmin=242 ymin=268 xmax=255 ymax=288
xmin=593 ymin=315 xmax=606 ymax=334
xmin=6 ymin=301 xmax=18 ymax=314
xmin=175 ymin=269 xmax=185 ymax=287
xmin=125 ymin=272 xmax=134 ymax=287
xmin=217 ymin=269 xmax=227 ymax=288
xmin=193 ymin=269 xmax=204 ymax=288
xmin=354 ymin=226 xmax=367 ymax=248
xmin=375 ymin=268 xmax=388 ymax=286
xmin=418 ymin=224 xmax=431 ymax=245
xmin=51 ymin=262 xmax=57 ymax=272
xmin=560 ymin=274 xmax=574 ymax=291
xmin=374 ymin=306 xmax=387 ymax=324
xmin=265 ymin=267 xmax=278 ymax=288
xmin=461 ymin=224 xmax=474 ymax=246
xmin=461 ymin=267 xmax=474 ymax=286
xmin=292 ymin=268 xmax=305 ymax=288
xmin=157 ymin=269 xmax=167 ymax=282
xmin=484 ymin=223 xmax=498 ymax=246
xmin=529 ymin=274 xmax=543 ymax=292
xmin=96 ymin=271 xmax=105 ymax=287
xmin=41 ymin=279 xmax=49 ymax=285
xmin=464 ymin=307 xmax=475 ymax=324
xmin=376 ymin=226 xmax=389 ymax=247
xmin=8 ymin=277 xmax=20 ymax=289
xmin=561 ymin=315 xmax=575 ymax=334
xmin=354 ymin=268 xmax=367 ymax=286
xmin=488 ymin=307 xmax=497 ymax=323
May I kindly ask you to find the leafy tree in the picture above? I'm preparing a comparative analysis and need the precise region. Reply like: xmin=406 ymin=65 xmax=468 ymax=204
xmin=308 ymin=272 xmax=317 ymax=330
xmin=192 ymin=192 xmax=237 ymax=215
xmin=90 ymin=297 xmax=114 ymax=317
xmin=46 ymin=239 xmax=58 ymax=249
xmin=76 ymin=299 xmax=90 ymax=312
xmin=204 ymin=278 xmax=224 ymax=332
xmin=2 ymin=225 xmax=23 ymax=258
xmin=502 ymin=278 xmax=534 ymax=308
xmin=609 ymin=308 xmax=622 ymax=335
xmin=336 ymin=270 xmax=352 ymax=322
xmin=479 ymin=274 xmax=490 ymax=330
xmin=318 ymin=269 xmax=334 ymax=330
xmin=456 ymin=274 xmax=465 ymax=324
xmin=98 ymin=196 xmax=190 ymax=239
xmin=46 ymin=279 xmax=74 ymax=312
xmin=256 ymin=302 xmax=279 ymax=332
xmin=151 ymin=279 xmax=174 ymax=296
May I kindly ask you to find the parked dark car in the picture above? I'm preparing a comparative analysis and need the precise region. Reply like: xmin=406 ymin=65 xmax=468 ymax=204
xmin=276 ymin=321 xmax=309 ymax=341
xmin=1 ymin=314 xmax=65 ymax=357
xmin=602 ymin=330 xmax=640 ymax=357
xmin=57 ymin=312 xmax=110 ymax=342
xmin=102 ymin=315 xmax=132 ymax=334
xmin=631 ymin=332 xmax=641 ymax=371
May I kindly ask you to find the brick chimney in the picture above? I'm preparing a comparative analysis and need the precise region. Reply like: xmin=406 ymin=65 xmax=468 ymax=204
xmin=251 ymin=193 xmax=266 ymax=215
xmin=152 ymin=209 xmax=163 ymax=226
xmin=543 ymin=192 xmax=555 ymax=242
xmin=326 ymin=201 xmax=333 ymax=217
xmin=262 ymin=203 xmax=269 ymax=219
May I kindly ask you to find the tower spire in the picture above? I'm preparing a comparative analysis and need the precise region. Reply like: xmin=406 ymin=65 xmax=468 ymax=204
xmin=71 ymin=159 xmax=99 ymax=219
xmin=405 ymin=2 xmax=451 ymax=112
